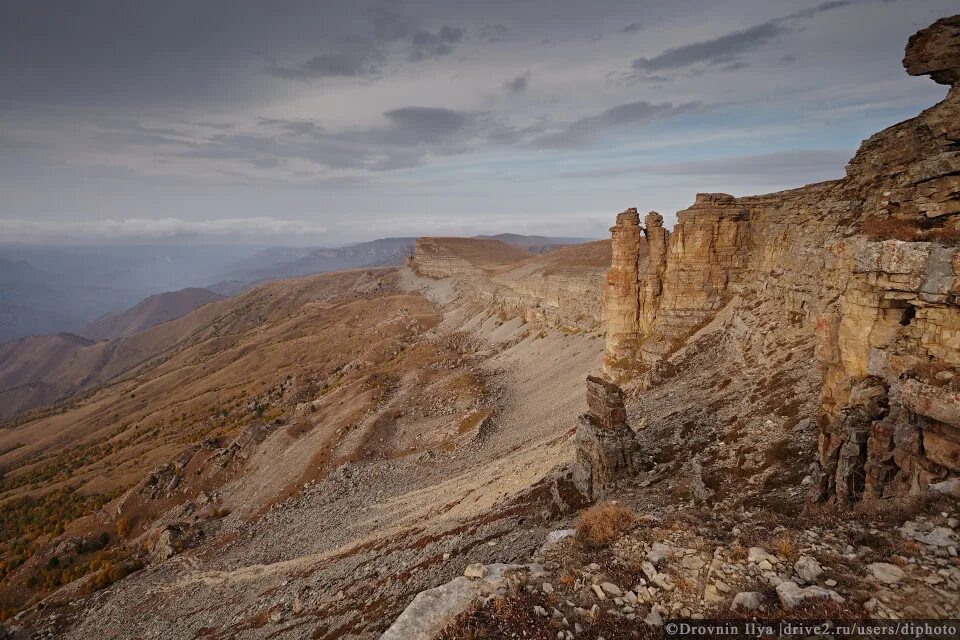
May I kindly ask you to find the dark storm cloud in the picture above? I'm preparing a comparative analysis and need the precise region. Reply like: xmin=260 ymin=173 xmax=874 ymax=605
xmin=409 ymin=26 xmax=466 ymax=61
xmin=532 ymin=100 xmax=702 ymax=148
xmin=622 ymin=22 xmax=642 ymax=33
xmin=631 ymin=0 xmax=857 ymax=73
xmin=504 ymin=73 xmax=531 ymax=94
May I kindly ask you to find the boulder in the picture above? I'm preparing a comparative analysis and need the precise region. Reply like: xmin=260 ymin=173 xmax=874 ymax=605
xmin=381 ymin=564 xmax=525 ymax=640
xmin=794 ymin=555 xmax=824 ymax=583
xmin=900 ymin=379 xmax=960 ymax=428
xmin=776 ymin=581 xmax=844 ymax=608
xmin=463 ymin=563 xmax=486 ymax=580
xmin=148 ymin=523 xmax=200 ymax=563
xmin=731 ymin=591 xmax=765 ymax=612
xmin=747 ymin=547 xmax=776 ymax=564
xmin=647 ymin=542 xmax=678 ymax=564
xmin=867 ymin=562 xmax=906 ymax=585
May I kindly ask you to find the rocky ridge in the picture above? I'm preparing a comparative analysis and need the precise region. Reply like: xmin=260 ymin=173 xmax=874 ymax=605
xmin=603 ymin=16 xmax=960 ymax=503
xmin=382 ymin=16 xmax=960 ymax=639
xmin=412 ymin=237 xmax=616 ymax=333
xmin=433 ymin=504 xmax=959 ymax=638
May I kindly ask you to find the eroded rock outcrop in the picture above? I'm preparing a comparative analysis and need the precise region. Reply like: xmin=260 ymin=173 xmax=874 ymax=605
xmin=603 ymin=15 xmax=960 ymax=501
xmin=573 ymin=376 xmax=642 ymax=500
xmin=412 ymin=236 xmax=613 ymax=332
xmin=604 ymin=209 xmax=643 ymax=370
xmin=380 ymin=564 xmax=529 ymax=640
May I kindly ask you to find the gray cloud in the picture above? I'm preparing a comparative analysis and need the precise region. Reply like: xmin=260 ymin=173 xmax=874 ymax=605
xmin=532 ymin=100 xmax=702 ymax=148
xmin=631 ymin=0 xmax=857 ymax=74
xmin=504 ymin=72 xmax=531 ymax=94
xmin=79 ymin=98 xmax=705 ymax=177
xmin=380 ymin=107 xmax=473 ymax=143
xmin=93 ymin=120 xmax=200 ymax=147
xmin=2 ymin=0 xmax=954 ymax=244
xmin=258 ymin=118 xmax=323 ymax=136
xmin=409 ymin=26 xmax=466 ymax=61
xmin=261 ymin=22 xmax=466 ymax=83
xmin=632 ymin=22 xmax=788 ymax=73
xmin=264 ymin=51 xmax=382 ymax=81
xmin=480 ymin=24 xmax=510 ymax=43
xmin=144 ymin=105 xmax=501 ymax=176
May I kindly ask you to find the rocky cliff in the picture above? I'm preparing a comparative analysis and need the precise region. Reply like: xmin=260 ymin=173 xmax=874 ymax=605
xmin=603 ymin=16 xmax=960 ymax=503
xmin=413 ymin=237 xmax=615 ymax=332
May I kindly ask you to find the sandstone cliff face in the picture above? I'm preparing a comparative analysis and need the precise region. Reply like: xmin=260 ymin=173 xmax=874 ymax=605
xmin=603 ymin=16 xmax=960 ymax=502
xmin=413 ymin=237 xmax=614 ymax=332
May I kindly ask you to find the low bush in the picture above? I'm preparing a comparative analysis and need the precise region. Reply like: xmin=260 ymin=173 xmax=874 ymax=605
xmin=862 ymin=215 xmax=960 ymax=244
xmin=575 ymin=502 xmax=638 ymax=547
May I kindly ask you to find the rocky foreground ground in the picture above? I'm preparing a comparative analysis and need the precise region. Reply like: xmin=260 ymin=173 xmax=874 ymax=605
xmin=424 ymin=500 xmax=959 ymax=638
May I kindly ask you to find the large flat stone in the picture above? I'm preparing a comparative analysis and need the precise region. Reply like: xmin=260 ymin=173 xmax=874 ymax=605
xmin=901 ymin=379 xmax=960 ymax=427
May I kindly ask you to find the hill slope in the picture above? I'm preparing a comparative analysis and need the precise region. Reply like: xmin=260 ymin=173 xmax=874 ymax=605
xmin=223 ymin=238 xmax=417 ymax=283
xmin=79 ymin=288 xmax=226 ymax=341
xmin=0 ymin=264 xmax=603 ymax=637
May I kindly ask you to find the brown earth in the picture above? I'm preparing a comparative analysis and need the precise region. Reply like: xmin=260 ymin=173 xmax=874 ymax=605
xmin=0 ymin=243 xmax=606 ymax=637
xmin=79 ymin=287 xmax=226 ymax=341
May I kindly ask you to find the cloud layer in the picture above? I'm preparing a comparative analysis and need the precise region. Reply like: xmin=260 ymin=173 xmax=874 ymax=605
xmin=0 ymin=0 xmax=955 ymax=244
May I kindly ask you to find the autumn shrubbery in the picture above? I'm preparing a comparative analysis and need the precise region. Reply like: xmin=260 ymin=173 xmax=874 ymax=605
xmin=84 ymin=555 xmax=143 ymax=594
xmin=575 ymin=501 xmax=638 ymax=547
xmin=862 ymin=215 xmax=960 ymax=244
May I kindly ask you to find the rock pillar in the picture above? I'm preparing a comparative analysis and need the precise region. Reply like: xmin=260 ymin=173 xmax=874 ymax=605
xmin=604 ymin=209 xmax=642 ymax=373
xmin=639 ymin=211 xmax=669 ymax=336
xmin=573 ymin=376 xmax=642 ymax=500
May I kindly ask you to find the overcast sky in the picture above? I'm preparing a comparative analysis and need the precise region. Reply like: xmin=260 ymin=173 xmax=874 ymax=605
xmin=0 ymin=0 xmax=954 ymax=245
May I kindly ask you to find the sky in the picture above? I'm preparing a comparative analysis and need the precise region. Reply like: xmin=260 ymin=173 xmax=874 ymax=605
xmin=0 ymin=0 xmax=955 ymax=246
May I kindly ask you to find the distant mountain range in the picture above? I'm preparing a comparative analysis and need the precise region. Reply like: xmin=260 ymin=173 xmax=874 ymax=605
xmin=219 ymin=237 xmax=418 ymax=284
xmin=78 ymin=287 xmax=226 ymax=341
xmin=0 ymin=257 xmax=143 ymax=344
xmin=210 ymin=234 xmax=594 ymax=291
xmin=0 ymin=245 xmax=262 ymax=344
xmin=0 ymin=234 xmax=596 ymax=344
xmin=473 ymin=233 xmax=595 ymax=254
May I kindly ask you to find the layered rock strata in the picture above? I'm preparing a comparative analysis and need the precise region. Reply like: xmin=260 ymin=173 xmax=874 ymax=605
xmin=573 ymin=376 xmax=642 ymax=500
xmin=412 ymin=237 xmax=613 ymax=331
xmin=602 ymin=15 xmax=960 ymax=501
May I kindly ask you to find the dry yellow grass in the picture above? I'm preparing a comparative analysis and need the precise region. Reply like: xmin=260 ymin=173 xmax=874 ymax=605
xmin=774 ymin=534 xmax=798 ymax=560
xmin=575 ymin=502 xmax=638 ymax=547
